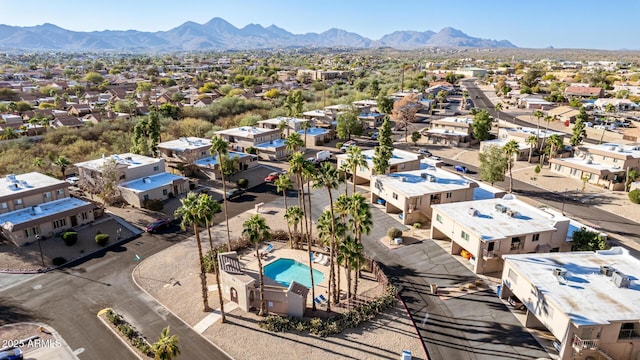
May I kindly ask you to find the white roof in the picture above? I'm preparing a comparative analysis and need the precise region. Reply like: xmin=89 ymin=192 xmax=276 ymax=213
xmin=0 ymin=172 xmax=66 ymax=198
xmin=583 ymin=143 xmax=640 ymax=158
xmin=504 ymin=247 xmax=640 ymax=326
xmin=257 ymin=117 xmax=308 ymax=125
xmin=481 ymin=139 xmax=527 ymax=149
xmin=303 ymin=110 xmax=328 ymax=117
xmin=433 ymin=116 xmax=473 ymax=125
xmin=75 ymin=153 xmax=161 ymax=172
xmin=118 ymin=172 xmax=186 ymax=193
xmin=352 ymin=99 xmax=378 ymax=106
xmin=194 ymin=151 xmax=252 ymax=168
xmin=0 ymin=197 xmax=91 ymax=230
xmin=426 ymin=128 xmax=469 ymax=137
xmin=157 ymin=137 xmax=211 ymax=151
xmin=552 ymin=157 xmax=624 ymax=173
xmin=372 ymin=166 xmax=475 ymax=198
xmin=337 ymin=148 xmax=420 ymax=166
xmin=500 ymin=126 xmax=565 ymax=139
xmin=215 ymin=126 xmax=277 ymax=138
xmin=431 ymin=195 xmax=567 ymax=241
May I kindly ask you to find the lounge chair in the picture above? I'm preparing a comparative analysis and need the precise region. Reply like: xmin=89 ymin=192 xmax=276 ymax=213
xmin=318 ymin=256 xmax=329 ymax=266
xmin=312 ymin=253 xmax=324 ymax=263
xmin=314 ymin=294 xmax=327 ymax=306
xmin=259 ymin=243 xmax=274 ymax=258
xmin=318 ymin=294 xmax=327 ymax=303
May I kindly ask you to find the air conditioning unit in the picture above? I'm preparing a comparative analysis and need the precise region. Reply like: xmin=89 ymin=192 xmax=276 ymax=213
xmin=611 ymin=271 xmax=630 ymax=288
xmin=421 ymin=173 xmax=428 ymax=179
xmin=468 ymin=208 xmax=479 ymax=216
xmin=600 ymin=265 xmax=614 ymax=276
xmin=495 ymin=204 xmax=508 ymax=213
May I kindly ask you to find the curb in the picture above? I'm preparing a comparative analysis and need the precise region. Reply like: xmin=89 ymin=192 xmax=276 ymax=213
xmin=96 ymin=308 xmax=144 ymax=360
xmin=131 ymin=259 xmax=236 ymax=360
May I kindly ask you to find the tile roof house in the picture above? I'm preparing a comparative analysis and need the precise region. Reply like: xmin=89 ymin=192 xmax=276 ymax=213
xmin=564 ymin=86 xmax=604 ymax=98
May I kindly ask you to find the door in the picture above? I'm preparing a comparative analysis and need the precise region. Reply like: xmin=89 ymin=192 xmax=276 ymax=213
xmin=230 ymin=287 xmax=238 ymax=303
xmin=70 ymin=215 xmax=78 ymax=227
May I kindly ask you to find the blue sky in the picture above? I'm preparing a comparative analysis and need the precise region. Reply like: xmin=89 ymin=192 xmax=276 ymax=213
xmin=1 ymin=0 xmax=638 ymax=50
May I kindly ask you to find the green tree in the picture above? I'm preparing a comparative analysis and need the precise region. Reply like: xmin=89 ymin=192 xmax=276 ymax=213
xmin=532 ymin=110 xmax=544 ymax=149
xmin=494 ymin=102 xmax=503 ymax=123
xmin=540 ymin=115 xmax=555 ymax=152
xmin=368 ymin=79 xmax=380 ymax=98
xmin=284 ymin=205 xmax=304 ymax=249
xmin=347 ymin=193 xmax=371 ymax=300
xmin=625 ymin=169 xmax=639 ymax=192
xmin=372 ymin=117 xmax=393 ymax=175
xmin=336 ymin=108 xmax=364 ymax=140
xmin=197 ymin=193 xmax=224 ymax=323
xmin=478 ymin=146 xmax=507 ymax=185
xmin=570 ymin=107 xmax=588 ymax=146
xmin=174 ymin=193 xmax=210 ymax=312
xmin=0 ymin=128 xmax=20 ymax=140
xmin=152 ymin=326 xmax=180 ymax=360
xmin=600 ymin=103 xmax=616 ymax=144
xmin=52 ymin=155 xmax=71 ymax=179
xmin=285 ymin=132 xmax=304 ymax=153
xmin=288 ymin=152 xmax=310 ymax=249
xmin=312 ymin=162 xmax=342 ymax=308
xmin=284 ymin=90 xmax=303 ymax=118
xmin=546 ymin=134 xmax=563 ymax=167
xmin=242 ymin=214 xmax=271 ymax=316
xmin=130 ymin=110 xmax=161 ymax=157
xmin=339 ymin=235 xmax=361 ymax=300
xmin=411 ymin=131 xmax=421 ymax=145
xmin=526 ymin=135 xmax=537 ymax=163
xmin=84 ymin=71 xmax=104 ymax=87
xmin=571 ymin=227 xmax=609 ymax=251
xmin=210 ymin=135 xmax=232 ymax=252
xmin=32 ymin=157 xmax=45 ymax=169
xmin=503 ymin=140 xmax=520 ymax=193
xmin=471 ymin=109 xmax=492 ymax=141
xmin=376 ymin=95 xmax=394 ymax=114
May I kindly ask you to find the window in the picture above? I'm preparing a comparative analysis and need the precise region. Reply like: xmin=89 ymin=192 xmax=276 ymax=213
xmin=43 ymin=192 xmax=51 ymax=199
xmin=0 ymin=202 xmax=7 ymax=209
xmin=532 ymin=233 xmax=540 ymax=242
xmin=32 ymin=227 xmax=39 ymax=235
xmin=508 ymin=268 xmax=518 ymax=283
xmin=436 ymin=214 xmax=443 ymax=224
xmin=14 ymin=199 xmax=23 ymax=206
xmin=163 ymin=189 xmax=168 ymax=195
xmin=53 ymin=218 xmax=67 ymax=229
xmin=153 ymin=166 xmax=159 ymax=171
xmin=510 ymin=237 xmax=523 ymax=250
xmin=392 ymin=193 xmax=398 ymax=200
xmin=446 ymin=192 xmax=452 ymax=199
xmin=460 ymin=231 xmax=469 ymax=241
xmin=24 ymin=229 xmax=30 ymax=238
xmin=143 ymin=195 xmax=149 ymax=201
xmin=81 ymin=212 xmax=88 ymax=220
xmin=56 ymin=189 xmax=65 ymax=196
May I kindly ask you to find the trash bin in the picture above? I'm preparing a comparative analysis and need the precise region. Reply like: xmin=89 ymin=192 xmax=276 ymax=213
xmin=401 ymin=349 xmax=412 ymax=360
xmin=430 ymin=284 xmax=438 ymax=294
xmin=496 ymin=285 xmax=502 ymax=297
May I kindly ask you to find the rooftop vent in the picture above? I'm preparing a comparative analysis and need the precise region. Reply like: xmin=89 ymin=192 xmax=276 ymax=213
xmin=495 ymin=204 xmax=509 ymax=213
xmin=611 ymin=271 xmax=630 ymax=288
xmin=552 ymin=267 xmax=567 ymax=278
xmin=507 ymin=209 xmax=519 ymax=218
xmin=599 ymin=265 xmax=614 ymax=276
xmin=420 ymin=173 xmax=428 ymax=179
xmin=469 ymin=208 xmax=479 ymax=216
xmin=616 ymin=147 xmax=624 ymax=152
xmin=6 ymin=174 xmax=17 ymax=183
xmin=142 ymin=177 xmax=151 ymax=184
xmin=608 ymin=145 xmax=616 ymax=151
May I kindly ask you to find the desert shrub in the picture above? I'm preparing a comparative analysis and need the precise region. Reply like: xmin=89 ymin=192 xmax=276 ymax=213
xmin=387 ymin=227 xmax=402 ymax=239
xmin=142 ymin=198 xmax=164 ymax=211
xmin=202 ymin=251 xmax=216 ymax=273
xmin=95 ymin=233 xmax=109 ymax=246
xmin=413 ymin=223 xmax=422 ymax=229
xmin=52 ymin=257 xmax=67 ymax=266
xmin=629 ymin=189 xmax=640 ymax=204
xmin=271 ymin=229 xmax=289 ymax=241
xmin=336 ymin=142 xmax=344 ymax=149
xmin=246 ymin=146 xmax=257 ymax=155
xmin=236 ymin=178 xmax=249 ymax=189
xmin=62 ymin=231 xmax=78 ymax=246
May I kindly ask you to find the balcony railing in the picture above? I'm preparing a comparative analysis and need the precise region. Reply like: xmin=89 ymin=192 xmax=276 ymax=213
xmin=482 ymin=249 xmax=500 ymax=259
xmin=573 ymin=334 xmax=599 ymax=351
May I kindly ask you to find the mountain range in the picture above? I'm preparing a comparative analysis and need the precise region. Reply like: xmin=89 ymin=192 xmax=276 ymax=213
xmin=0 ymin=17 xmax=517 ymax=52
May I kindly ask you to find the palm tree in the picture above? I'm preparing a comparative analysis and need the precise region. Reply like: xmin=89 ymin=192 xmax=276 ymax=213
xmin=274 ymin=173 xmax=294 ymax=247
xmin=277 ymin=119 xmax=287 ymax=138
xmin=152 ymin=326 xmax=180 ymax=360
xmin=344 ymin=146 xmax=368 ymax=196
xmin=285 ymin=132 xmax=304 ymax=154
xmin=546 ymin=134 xmax=563 ymax=168
xmin=348 ymin=193 xmax=372 ymax=300
xmin=242 ymin=214 xmax=271 ymax=316
xmin=532 ymin=109 xmax=544 ymax=150
xmin=540 ymin=115 xmax=554 ymax=152
xmin=525 ymin=135 xmax=537 ymax=163
xmin=284 ymin=206 xmax=304 ymax=249
xmin=52 ymin=155 xmax=71 ymax=179
xmin=288 ymin=152 xmax=309 ymax=244
xmin=210 ymin=135 xmax=232 ymax=252
xmin=197 ymin=194 xmax=224 ymax=323
xmin=502 ymin=140 xmax=520 ymax=193
xmin=313 ymin=162 xmax=342 ymax=309
xmin=601 ymin=103 xmax=616 ymax=144
xmin=175 ymin=192 xmax=210 ymax=312
xmin=32 ymin=157 xmax=45 ymax=169
xmin=333 ymin=194 xmax=351 ymax=301
xmin=0 ymin=128 xmax=19 ymax=140
xmin=300 ymin=121 xmax=310 ymax=148
xmin=302 ymin=159 xmax=317 ymax=248
xmin=339 ymin=235 xmax=363 ymax=301
xmin=316 ymin=210 xmax=335 ymax=311
xmin=494 ymin=102 xmax=503 ymax=123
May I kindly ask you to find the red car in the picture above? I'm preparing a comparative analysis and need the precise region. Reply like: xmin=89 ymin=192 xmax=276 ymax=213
xmin=264 ymin=172 xmax=280 ymax=183
xmin=145 ymin=218 xmax=173 ymax=233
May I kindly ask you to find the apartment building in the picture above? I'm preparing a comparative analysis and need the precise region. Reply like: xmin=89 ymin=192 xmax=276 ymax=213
xmin=430 ymin=195 xmax=572 ymax=274
xmin=424 ymin=117 xmax=474 ymax=146
xmin=550 ymin=143 xmax=640 ymax=191
xmin=336 ymin=149 xmax=421 ymax=186
xmin=215 ymin=126 xmax=286 ymax=160
xmin=370 ymin=164 xmax=477 ymax=225
xmin=76 ymin=153 xmax=188 ymax=207
xmin=157 ymin=137 xmax=212 ymax=172
xmin=501 ymin=247 xmax=640 ymax=360
xmin=0 ymin=172 xmax=95 ymax=246
xmin=497 ymin=126 xmax=566 ymax=150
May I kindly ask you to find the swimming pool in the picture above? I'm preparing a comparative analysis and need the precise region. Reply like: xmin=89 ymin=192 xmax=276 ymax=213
xmin=263 ymin=258 xmax=324 ymax=289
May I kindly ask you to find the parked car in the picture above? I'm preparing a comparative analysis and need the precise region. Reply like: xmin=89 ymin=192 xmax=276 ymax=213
xmin=145 ymin=218 xmax=173 ymax=233
xmin=418 ymin=149 xmax=432 ymax=157
xmin=225 ymin=188 xmax=245 ymax=200
xmin=314 ymin=150 xmax=331 ymax=162
xmin=508 ymin=295 xmax=526 ymax=311
xmin=430 ymin=155 xmax=442 ymax=161
xmin=264 ymin=172 xmax=280 ymax=183
xmin=454 ymin=165 xmax=469 ymax=173
xmin=0 ymin=348 xmax=23 ymax=360
xmin=370 ymin=132 xmax=379 ymax=140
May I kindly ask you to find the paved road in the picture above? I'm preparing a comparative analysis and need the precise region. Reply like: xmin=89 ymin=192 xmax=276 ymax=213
xmin=0 ymin=187 xmax=282 ymax=359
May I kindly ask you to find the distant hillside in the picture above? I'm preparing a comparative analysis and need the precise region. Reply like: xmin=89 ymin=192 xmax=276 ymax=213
xmin=0 ymin=18 xmax=517 ymax=51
